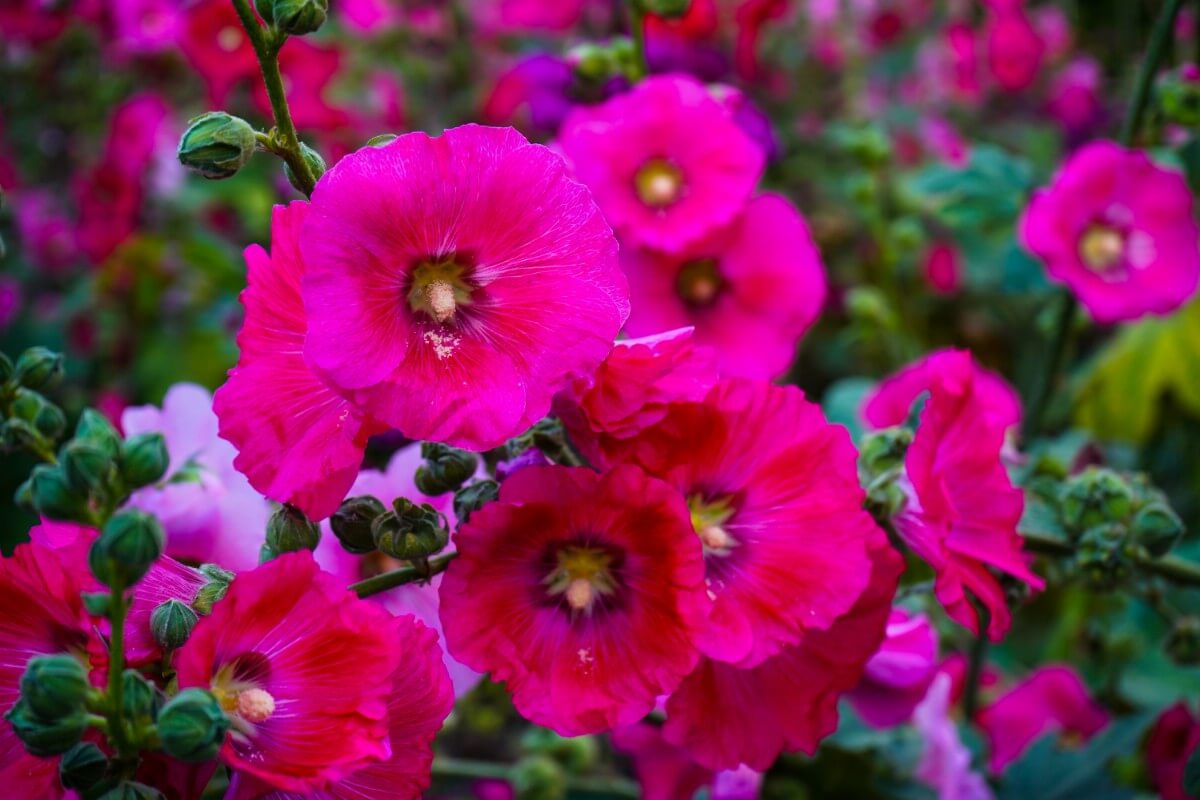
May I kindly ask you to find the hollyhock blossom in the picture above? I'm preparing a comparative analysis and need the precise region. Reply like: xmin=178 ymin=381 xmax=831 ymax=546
xmin=179 ymin=0 xmax=259 ymax=105
xmin=439 ymin=465 xmax=710 ymax=736
xmin=849 ymin=609 xmax=939 ymax=728
xmin=1045 ymin=58 xmax=1103 ymax=136
xmin=482 ymin=54 xmax=575 ymax=137
xmin=892 ymin=350 xmax=1042 ymax=641
xmin=733 ymin=0 xmax=791 ymax=80
xmin=1021 ymin=142 xmax=1200 ymax=323
xmin=612 ymin=724 xmax=762 ymax=800
xmin=912 ymin=673 xmax=994 ymax=800
xmin=559 ymin=75 xmax=765 ymax=253
xmin=12 ymin=190 xmax=77 ymax=273
xmin=338 ymin=0 xmax=402 ymax=33
xmin=662 ymin=535 xmax=903 ymax=770
xmin=984 ymin=7 xmax=1044 ymax=93
xmin=470 ymin=0 xmax=585 ymax=33
xmin=621 ymin=194 xmax=826 ymax=380
xmin=863 ymin=348 xmax=1022 ymax=431
xmin=976 ymin=665 xmax=1109 ymax=772
xmin=214 ymin=202 xmax=386 ymax=521
xmin=300 ymin=125 xmax=628 ymax=450
xmin=177 ymin=552 xmax=450 ymax=793
xmin=124 ymin=383 xmax=271 ymax=571
xmin=1146 ymin=702 xmax=1200 ymax=800
xmin=644 ymin=0 xmax=728 ymax=80
xmin=111 ymin=0 xmax=183 ymax=56
xmin=923 ymin=242 xmax=964 ymax=295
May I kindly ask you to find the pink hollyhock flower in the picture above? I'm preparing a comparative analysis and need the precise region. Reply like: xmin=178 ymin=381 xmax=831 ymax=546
xmin=1045 ymin=58 xmax=1103 ymax=136
xmin=863 ymin=348 xmax=1022 ymax=432
xmin=923 ymin=241 xmax=964 ymax=295
xmin=1146 ymin=702 xmax=1200 ymax=800
xmin=0 ymin=531 xmax=98 ymax=798
xmin=1031 ymin=6 xmax=1072 ymax=63
xmin=558 ymin=74 xmax=765 ymax=254
xmin=612 ymin=724 xmax=762 ymax=800
xmin=337 ymin=0 xmax=402 ymax=33
xmin=616 ymin=378 xmax=881 ymax=668
xmin=662 ymin=534 xmax=903 ymax=770
xmin=620 ymin=193 xmax=826 ymax=380
xmin=180 ymin=0 xmax=259 ymax=105
xmin=124 ymin=383 xmax=271 ymax=571
xmin=984 ymin=8 xmax=1044 ymax=92
xmin=1021 ymin=142 xmax=1200 ymax=323
xmin=177 ymin=552 xmax=449 ymax=793
xmin=976 ymin=665 xmax=1109 ymax=772
xmin=849 ymin=609 xmax=939 ymax=728
xmin=0 ymin=277 xmax=20 ymax=330
xmin=12 ymin=190 xmax=77 ymax=273
xmin=439 ymin=465 xmax=709 ymax=736
xmin=299 ymin=125 xmax=628 ymax=451
xmin=470 ymin=0 xmax=585 ymax=33
xmin=892 ymin=350 xmax=1042 ymax=641
xmin=733 ymin=0 xmax=791 ymax=80
xmin=111 ymin=0 xmax=183 ymax=56
xmin=214 ymin=202 xmax=386 ymax=521
xmin=482 ymin=54 xmax=575 ymax=137
xmin=913 ymin=673 xmax=994 ymax=800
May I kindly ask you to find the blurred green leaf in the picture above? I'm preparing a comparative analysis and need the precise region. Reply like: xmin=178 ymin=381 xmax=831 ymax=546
xmin=822 ymin=377 xmax=874 ymax=442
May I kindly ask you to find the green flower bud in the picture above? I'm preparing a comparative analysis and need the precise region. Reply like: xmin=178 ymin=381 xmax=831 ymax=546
xmin=858 ymin=427 xmax=913 ymax=478
xmin=454 ymin=479 xmax=499 ymax=524
xmin=193 ymin=564 xmax=235 ymax=615
xmin=567 ymin=42 xmax=612 ymax=82
xmin=271 ymin=0 xmax=328 ymax=34
xmin=372 ymin=498 xmax=449 ymax=561
xmin=5 ymin=699 xmax=88 ymax=757
xmin=61 ymin=440 xmax=115 ymax=495
xmin=846 ymin=286 xmax=895 ymax=327
xmin=10 ymin=387 xmax=50 ymax=424
xmin=59 ymin=742 xmax=109 ymax=792
xmin=96 ymin=782 xmax=165 ymax=800
xmin=1160 ymin=67 xmax=1200 ymax=127
xmin=1131 ymin=503 xmax=1184 ymax=558
xmin=89 ymin=511 xmax=166 ymax=587
xmin=644 ymin=0 xmax=691 ymax=17
xmin=30 ymin=464 xmax=87 ymax=522
xmin=1075 ymin=523 xmax=1132 ymax=589
xmin=76 ymin=408 xmax=122 ymax=458
xmin=266 ymin=503 xmax=321 ymax=553
xmin=512 ymin=754 xmax=566 ymax=800
xmin=1165 ymin=616 xmax=1200 ymax=666
xmin=14 ymin=346 xmax=64 ymax=390
xmin=157 ymin=689 xmax=230 ymax=762
xmin=151 ymin=598 xmax=198 ymax=651
xmin=122 ymin=670 xmax=159 ymax=722
xmin=178 ymin=112 xmax=257 ymax=180
xmin=284 ymin=142 xmax=326 ymax=194
xmin=20 ymin=654 xmax=91 ymax=719
xmin=120 ymin=432 xmax=169 ymax=489
xmin=1 ymin=417 xmax=42 ymax=453
xmin=34 ymin=403 xmax=66 ymax=440
xmin=1059 ymin=468 xmax=1134 ymax=534
xmin=365 ymin=133 xmax=398 ymax=147
xmin=415 ymin=442 xmax=479 ymax=496
xmin=0 ymin=351 xmax=13 ymax=383
xmin=520 ymin=727 xmax=599 ymax=773
xmin=330 ymin=495 xmax=386 ymax=555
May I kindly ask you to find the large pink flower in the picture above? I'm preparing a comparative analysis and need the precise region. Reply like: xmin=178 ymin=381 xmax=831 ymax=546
xmin=1020 ymin=141 xmax=1200 ymax=323
xmin=300 ymin=125 xmax=628 ymax=450
xmin=662 ymin=535 xmax=903 ymax=770
xmin=214 ymin=202 xmax=386 ymax=521
xmin=848 ymin=609 xmax=939 ymax=728
xmin=617 ymin=379 xmax=879 ymax=668
xmin=894 ymin=350 xmax=1043 ymax=641
xmin=439 ymin=465 xmax=709 ymax=736
xmin=176 ymin=553 xmax=450 ymax=793
xmin=621 ymin=193 xmax=827 ymax=380
xmin=558 ymin=74 xmax=765 ymax=254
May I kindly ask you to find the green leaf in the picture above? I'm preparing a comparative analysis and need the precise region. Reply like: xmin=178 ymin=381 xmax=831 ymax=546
xmin=822 ymin=378 xmax=875 ymax=442
xmin=1074 ymin=299 xmax=1200 ymax=442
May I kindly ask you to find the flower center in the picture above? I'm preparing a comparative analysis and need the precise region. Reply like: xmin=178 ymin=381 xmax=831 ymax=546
xmin=688 ymin=494 xmax=738 ymax=556
xmin=635 ymin=158 xmax=685 ymax=208
xmin=217 ymin=26 xmax=243 ymax=52
xmin=1079 ymin=224 xmax=1125 ymax=273
xmin=544 ymin=545 xmax=617 ymax=615
xmin=676 ymin=259 xmax=724 ymax=307
xmin=408 ymin=259 xmax=474 ymax=324
xmin=235 ymin=688 xmax=276 ymax=723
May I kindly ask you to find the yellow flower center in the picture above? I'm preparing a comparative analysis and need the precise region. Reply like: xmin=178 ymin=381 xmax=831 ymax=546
xmin=1079 ymin=225 xmax=1125 ymax=273
xmin=676 ymin=259 xmax=724 ymax=307
xmin=408 ymin=260 xmax=474 ymax=324
xmin=635 ymin=159 xmax=685 ymax=208
xmin=544 ymin=545 xmax=617 ymax=615
xmin=235 ymin=688 xmax=276 ymax=724
xmin=688 ymin=494 xmax=738 ymax=556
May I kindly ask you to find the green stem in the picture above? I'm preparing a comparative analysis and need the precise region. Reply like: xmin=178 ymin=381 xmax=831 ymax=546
xmin=962 ymin=604 xmax=990 ymax=723
xmin=1025 ymin=289 xmax=1076 ymax=439
xmin=627 ymin=0 xmax=648 ymax=79
xmin=350 ymin=552 xmax=458 ymax=598
xmin=1120 ymin=0 xmax=1186 ymax=147
xmin=229 ymin=0 xmax=317 ymax=196
xmin=1022 ymin=529 xmax=1200 ymax=587
xmin=106 ymin=581 xmax=134 ymax=758
xmin=432 ymin=757 xmax=640 ymax=798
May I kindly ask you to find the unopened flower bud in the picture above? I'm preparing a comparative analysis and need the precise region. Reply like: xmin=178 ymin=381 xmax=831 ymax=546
xmin=61 ymin=440 xmax=114 ymax=495
xmin=192 ymin=564 xmax=235 ymax=615
xmin=120 ymin=432 xmax=169 ymax=489
xmin=122 ymin=670 xmax=159 ymax=722
xmin=331 ymin=495 xmax=386 ymax=554
xmin=89 ymin=511 xmax=166 ymax=587
xmin=1075 ymin=523 xmax=1131 ymax=589
xmin=30 ymin=464 xmax=87 ymax=522
xmin=1060 ymin=468 xmax=1134 ymax=534
xmin=1131 ymin=503 xmax=1184 ymax=558
xmin=59 ymin=742 xmax=109 ymax=792
xmin=1160 ymin=65 xmax=1200 ymax=127
xmin=96 ymin=782 xmax=165 ymax=800
xmin=11 ymin=388 xmax=65 ymax=439
xmin=157 ymin=689 xmax=230 ymax=762
xmin=269 ymin=0 xmax=327 ymax=34
xmin=5 ymin=699 xmax=88 ymax=757
xmin=151 ymin=598 xmax=198 ymax=651
xmin=75 ymin=408 xmax=122 ymax=458
xmin=372 ymin=498 xmax=449 ymax=561
xmin=512 ymin=754 xmax=567 ymax=800
xmin=567 ymin=42 xmax=612 ymax=82
xmin=0 ymin=417 xmax=41 ymax=453
xmin=858 ymin=427 xmax=913 ymax=478
xmin=454 ymin=479 xmax=499 ymax=524
xmin=644 ymin=0 xmax=691 ymax=17
xmin=520 ymin=727 xmax=599 ymax=773
xmin=365 ymin=133 xmax=398 ymax=147
xmin=0 ymin=351 xmax=13 ymax=383
xmin=415 ymin=442 xmax=479 ymax=496
xmin=20 ymin=654 xmax=91 ymax=720
xmin=14 ymin=346 xmax=64 ymax=390
xmin=178 ymin=112 xmax=257 ymax=180
xmin=266 ymin=503 xmax=321 ymax=553
xmin=284 ymin=142 xmax=326 ymax=194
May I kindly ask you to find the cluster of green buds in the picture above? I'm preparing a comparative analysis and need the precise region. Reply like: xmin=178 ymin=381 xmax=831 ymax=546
xmin=510 ymin=727 xmax=603 ymax=800
xmin=255 ymin=0 xmax=328 ymax=35
xmin=857 ymin=426 xmax=915 ymax=523
xmin=567 ymin=39 xmax=641 ymax=85
xmin=1 ymin=346 xmax=66 ymax=460
xmin=414 ymin=442 xmax=479 ymax=496
xmin=330 ymin=493 xmax=452 ymax=564
xmin=261 ymin=503 xmax=322 ymax=560
xmin=6 ymin=654 xmax=94 ymax=758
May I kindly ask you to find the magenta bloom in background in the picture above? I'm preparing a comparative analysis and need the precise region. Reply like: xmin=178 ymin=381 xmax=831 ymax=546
xmin=976 ymin=665 xmax=1109 ymax=772
xmin=984 ymin=6 xmax=1044 ymax=92
xmin=215 ymin=203 xmax=385 ymax=522
xmin=913 ymin=673 xmax=994 ymax=800
xmin=124 ymin=383 xmax=270 ymax=571
xmin=621 ymin=193 xmax=827 ymax=380
xmin=559 ymin=74 xmax=765 ymax=253
xmin=1146 ymin=702 xmax=1200 ymax=800
xmin=849 ymin=609 xmax=939 ymax=728
xmin=300 ymin=125 xmax=628 ymax=451
xmin=1020 ymin=141 xmax=1200 ymax=323
xmin=440 ymin=465 xmax=710 ymax=736
xmin=612 ymin=723 xmax=762 ymax=800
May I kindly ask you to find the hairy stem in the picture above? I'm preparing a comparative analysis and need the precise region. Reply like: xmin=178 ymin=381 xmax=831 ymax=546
xmin=432 ymin=756 xmax=641 ymax=798
xmin=1022 ymin=529 xmax=1200 ymax=587
xmin=350 ymin=552 xmax=458 ymax=598
xmin=1025 ymin=289 xmax=1076 ymax=438
xmin=106 ymin=579 xmax=133 ymax=759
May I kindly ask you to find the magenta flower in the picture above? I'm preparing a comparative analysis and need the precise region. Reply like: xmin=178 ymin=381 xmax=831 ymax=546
xmin=976 ymin=665 xmax=1109 ymax=772
xmin=912 ymin=673 xmax=994 ymax=800
xmin=559 ymin=74 xmax=765 ymax=254
xmin=612 ymin=723 xmax=762 ymax=800
xmin=893 ymin=350 xmax=1043 ymax=640
xmin=110 ymin=0 xmax=182 ymax=56
xmin=849 ymin=609 xmax=939 ymax=728
xmin=621 ymin=193 xmax=827 ymax=380
xmin=179 ymin=0 xmax=259 ymax=105
xmin=1146 ymin=702 xmax=1200 ymax=800
xmin=984 ymin=6 xmax=1044 ymax=92
xmin=1021 ymin=142 xmax=1200 ymax=323
xmin=299 ymin=125 xmax=628 ymax=451
xmin=214 ymin=202 xmax=386 ymax=522
xmin=439 ymin=465 xmax=710 ymax=736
